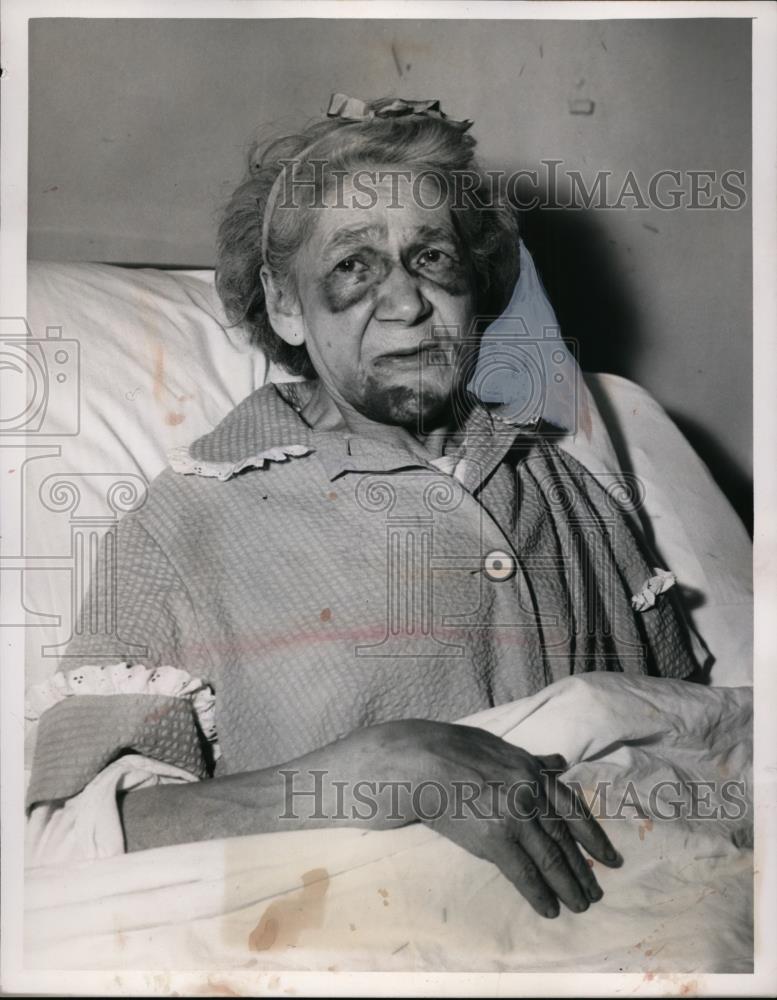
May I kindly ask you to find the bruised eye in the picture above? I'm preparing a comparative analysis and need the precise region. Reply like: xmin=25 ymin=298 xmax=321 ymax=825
xmin=415 ymin=247 xmax=454 ymax=269
xmin=334 ymin=257 xmax=367 ymax=275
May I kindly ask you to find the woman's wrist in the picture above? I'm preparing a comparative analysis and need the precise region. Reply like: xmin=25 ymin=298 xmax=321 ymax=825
xmin=280 ymin=719 xmax=436 ymax=830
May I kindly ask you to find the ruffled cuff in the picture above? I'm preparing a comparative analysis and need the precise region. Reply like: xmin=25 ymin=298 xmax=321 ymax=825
xmin=25 ymin=664 xmax=219 ymax=811
xmin=26 ymin=662 xmax=218 ymax=751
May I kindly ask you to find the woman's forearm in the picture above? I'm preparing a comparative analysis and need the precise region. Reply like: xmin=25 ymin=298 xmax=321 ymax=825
xmin=119 ymin=764 xmax=293 ymax=852
xmin=118 ymin=722 xmax=418 ymax=852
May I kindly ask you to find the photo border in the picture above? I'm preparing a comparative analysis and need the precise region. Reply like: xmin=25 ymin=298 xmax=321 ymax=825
xmin=2 ymin=1 xmax=774 ymax=996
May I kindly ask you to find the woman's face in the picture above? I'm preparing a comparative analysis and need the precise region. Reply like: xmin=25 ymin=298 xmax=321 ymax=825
xmin=291 ymin=170 xmax=476 ymax=430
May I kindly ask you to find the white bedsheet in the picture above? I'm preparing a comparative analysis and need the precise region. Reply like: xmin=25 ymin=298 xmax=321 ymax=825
xmin=25 ymin=673 xmax=753 ymax=975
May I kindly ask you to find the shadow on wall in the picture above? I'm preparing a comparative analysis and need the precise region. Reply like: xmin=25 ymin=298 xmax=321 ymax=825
xmin=519 ymin=204 xmax=753 ymax=536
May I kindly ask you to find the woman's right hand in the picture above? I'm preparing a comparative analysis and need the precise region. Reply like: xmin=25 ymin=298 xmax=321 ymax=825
xmin=305 ymin=718 xmax=623 ymax=919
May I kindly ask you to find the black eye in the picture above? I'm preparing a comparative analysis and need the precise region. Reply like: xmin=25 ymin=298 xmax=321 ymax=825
xmin=334 ymin=257 xmax=366 ymax=275
xmin=417 ymin=248 xmax=447 ymax=267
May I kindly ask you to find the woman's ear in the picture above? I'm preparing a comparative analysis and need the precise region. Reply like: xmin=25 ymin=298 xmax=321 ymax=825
xmin=260 ymin=267 xmax=306 ymax=347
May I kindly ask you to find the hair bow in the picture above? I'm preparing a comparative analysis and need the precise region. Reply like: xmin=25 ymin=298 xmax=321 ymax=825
xmin=326 ymin=92 xmax=472 ymax=129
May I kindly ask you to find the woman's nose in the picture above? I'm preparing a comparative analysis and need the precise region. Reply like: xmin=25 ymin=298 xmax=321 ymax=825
xmin=373 ymin=263 xmax=432 ymax=325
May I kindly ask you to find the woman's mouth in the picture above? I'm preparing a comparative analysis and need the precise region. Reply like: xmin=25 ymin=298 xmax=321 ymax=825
xmin=374 ymin=342 xmax=452 ymax=366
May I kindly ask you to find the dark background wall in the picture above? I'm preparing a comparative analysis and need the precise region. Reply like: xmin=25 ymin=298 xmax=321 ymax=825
xmin=27 ymin=17 xmax=753 ymax=530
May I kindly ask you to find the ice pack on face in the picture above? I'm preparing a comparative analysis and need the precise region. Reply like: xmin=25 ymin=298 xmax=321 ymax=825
xmin=468 ymin=238 xmax=582 ymax=432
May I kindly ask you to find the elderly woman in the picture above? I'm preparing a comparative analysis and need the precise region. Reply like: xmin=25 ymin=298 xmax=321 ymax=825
xmin=26 ymin=95 xmax=701 ymax=921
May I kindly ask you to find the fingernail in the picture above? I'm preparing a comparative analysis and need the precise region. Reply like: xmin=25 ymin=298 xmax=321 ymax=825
xmin=606 ymin=847 xmax=623 ymax=866
xmin=588 ymin=884 xmax=604 ymax=902
xmin=545 ymin=901 xmax=560 ymax=919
